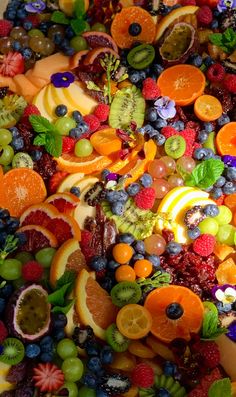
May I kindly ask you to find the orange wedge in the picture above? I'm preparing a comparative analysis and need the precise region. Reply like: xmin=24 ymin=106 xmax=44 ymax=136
xmin=55 ymin=151 xmax=113 ymax=174
xmin=194 ymin=94 xmax=223 ymax=121
xmin=90 ymin=128 xmax=122 ymax=156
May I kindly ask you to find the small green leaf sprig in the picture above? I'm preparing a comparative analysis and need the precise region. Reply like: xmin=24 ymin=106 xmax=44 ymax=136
xmin=0 ymin=235 xmax=19 ymax=265
xmin=51 ymin=0 xmax=88 ymax=35
xmin=209 ymin=27 xmax=236 ymax=54
xmin=29 ymin=115 xmax=62 ymax=158
xmin=185 ymin=159 xmax=225 ymax=189
xmin=47 ymin=270 xmax=76 ymax=314
xmin=136 ymin=270 xmax=171 ymax=294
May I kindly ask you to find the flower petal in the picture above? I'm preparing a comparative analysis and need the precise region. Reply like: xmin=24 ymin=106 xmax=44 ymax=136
xmin=215 ymin=289 xmax=226 ymax=302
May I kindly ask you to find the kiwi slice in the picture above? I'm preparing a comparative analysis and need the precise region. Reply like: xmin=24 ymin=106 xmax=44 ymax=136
xmin=111 ymin=281 xmax=142 ymax=307
xmin=164 ymin=135 xmax=186 ymax=159
xmin=127 ymin=44 xmax=155 ymax=70
xmin=0 ymin=95 xmax=27 ymax=129
xmin=154 ymin=374 xmax=187 ymax=397
xmin=12 ymin=152 xmax=34 ymax=169
xmin=109 ymin=85 xmax=145 ymax=129
xmin=106 ymin=323 xmax=130 ymax=352
xmin=0 ymin=338 xmax=25 ymax=365
xmin=203 ymin=131 xmax=216 ymax=153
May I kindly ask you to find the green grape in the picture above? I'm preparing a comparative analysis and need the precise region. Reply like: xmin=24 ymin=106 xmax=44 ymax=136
xmin=78 ymin=386 xmax=96 ymax=397
xmin=0 ymin=129 xmax=12 ymax=146
xmin=214 ymin=205 xmax=232 ymax=225
xmin=40 ymin=37 xmax=55 ymax=56
xmin=62 ymin=381 xmax=79 ymax=397
xmin=57 ymin=338 xmax=78 ymax=360
xmin=29 ymin=36 xmax=46 ymax=53
xmin=35 ymin=247 xmax=56 ymax=268
xmin=70 ymin=36 xmax=88 ymax=51
xmin=28 ymin=29 xmax=45 ymax=38
xmin=74 ymin=139 xmax=93 ymax=157
xmin=82 ymin=21 xmax=90 ymax=33
xmin=15 ymin=251 xmax=34 ymax=264
xmin=61 ymin=357 xmax=84 ymax=382
xmin=0 ymin=145 xmax=14 ymax=166
xmin=55 ymin=117 xmax=77 ymax=136
xmin=199 ymin=218 xmax=219 ymax=236
xmin=0 ymin=259 xmax=22 ymax=280
xmin=91 ymin=23 xmax=106 ymax=32
xmin=216 ymin=224 xmax=235 ymax=245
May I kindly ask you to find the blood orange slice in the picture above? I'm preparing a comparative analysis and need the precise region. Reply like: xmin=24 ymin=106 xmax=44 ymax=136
xmin=82 ymin=31 xmax=118 ymax=53
xmin=46 ymin=214 xmax=81 ymax=246
xmin=20 ymin=203 xmax=59 ymax=227
xmin=17 ymin=225 xmax=58 ymax=253
xmin=45 ymin=192 xmax=80 ymax=215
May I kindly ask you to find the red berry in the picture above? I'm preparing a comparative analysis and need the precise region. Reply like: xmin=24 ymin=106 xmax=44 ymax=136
xmin=48 ymin=171 xmax=68 ymax=194
xmin=193 ymin=234 xmax=215 ymax=257
xmin=196 ymin=341 xmax=220 ymax=369
xmin=23 ymin=15 xmax=40 ymax=28
xmin=33 ymin=363 xmax=64 ymax=392
xmin=181 ymin=0 xmax=196 ymax=4
xmin=188 ymin=387 xmax=207 ymax=397
xmin=23 ymin=104 xmax=41 ymax=118
xmin=0 ymin=52 xmax=24 ymax=77
xmin=196 ymin=6 xmax=213 ymax=25
xmin=0 ymin=320 xmax=8 ymax=343
xmin=142 ymin=78 xmax=161 ymax=100
xmin=0 ymin=20 xmax=13 ymax=37
xmin=131 ymin=363 xmax=154 ymax=388
xmin=223 ymin=74 xmax=236 ymax=94
xmin=161 ymin=126 xmax=178 ymax=138
xmin=83 ymin=114 xmax=100 ymax=133
xmin=22 ymin=261 xmax=44 ymax=282
xmin=207 ymin=63 xmax=225 ymax=83
xmin=62 ymin=136 xmax=75 ymax=153
xmin=200 ymin=367 xmax=222 ymax=390
xmin=134 ymin=187 xmax=155 ymax=210
xmin=93 ymin=103 xmax=110 ymax=122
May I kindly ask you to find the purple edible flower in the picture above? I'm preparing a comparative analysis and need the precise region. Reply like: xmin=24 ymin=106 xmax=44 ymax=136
xmin=106 ymin=173 xmax=119 ymax=181
xmin=212 ymin=284 xmax=236 ymax=304
xmin=227 ymin=321 xmax=236 ymax=342
xmin=25 ymin=0 xmax=46 ymax=13
xmin=217 ymin=0 xmax=236 ymax=12
xmin=51 ymin=72 xmax=75 ymax=88
xmin=222 ymin=155 xmax=236 ymax=168
xmin=154 ymin=96 xmax=176 ymax=120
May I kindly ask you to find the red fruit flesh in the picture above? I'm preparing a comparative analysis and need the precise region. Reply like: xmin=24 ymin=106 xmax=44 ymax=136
xmin=0 ymin=52 xmax=24 ymax=77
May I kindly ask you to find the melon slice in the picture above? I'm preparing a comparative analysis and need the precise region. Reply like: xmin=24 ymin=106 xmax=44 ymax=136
xmin=13 ymin=74 xmax=39 ymax=98
xmin=31 ymin=53 xmax=71 ymax=80
xmin=25 ymin=69 xmax=49 ymax=88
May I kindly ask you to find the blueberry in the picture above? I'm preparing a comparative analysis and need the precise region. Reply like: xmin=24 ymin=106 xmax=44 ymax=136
xmin=138 ymin=70 xmax=146 ymax=81
xmin=211 ymin=187 xmax=223 ymax=199
xmin=60 ymin=38 xmax=70 ymax=49
xmin=165 ymin=242 xmax=182 ymax=255
xmin=106 ymin=190 xmax=128 ymax=203
xmin=69 ymin=127 xmax=83 ymax=139
xmin=204 ymin=185 xmax=213 ymax=193
xmin=9 ymin=127 xmax=19 ymax=138
xmin=203 ymin=122 xmax=214 ymax=133
xmin=101 ymin=276 xmax=114 ymax=292
xmin=146 ymin=254 xmax=160 ymax=267
xmin=133 ymin=240 xmax=145 ymax=254
xmin=128 ymin=22 xmax=142 ymax=36
xmin=214 ymin=176 xmax=226 ymax=188
xmin=204 ymin=148 xmax=215 ymax=159
xmin=25 ymin=344 xmax=41 ymax=358
xmin=53 ymin=328 xmax=66 ymax=341
xmin=6 ymin=217 xmax=20 ymax=233
xmin=156 ymin=388 xmax=171 ymax=397
xmin=0 ymin=283 xmax=13 ymax=298
xmin=154 ymin=133 xmax=166 ymax=146
xmin=12 ymin=40 xmax=21 ymax=51
xmin=53 ymin=33 xmax=63 ymax=45
xmin=189 ymin=54 xmax=203 ymax=67
xmin=151 ymin=63 xmax=164 ymax=76
xmin=170 ymin=121 xmax=184 ymax=131
xmin=139 ymin=173 xmax=153 ymax=187
xmin=70 ymin=186 xmax=80 ymax=197
xmin=55 ymin=104 xmax=68 ymax=117
xmin=0 ymin=219 xmax=5 ymax=230
xmin=129 ymin=70 xmax=141 ymax=84
xmin=221 ymin=303 xmax=232 ymax=313
xmin=198 ymin=130 xmax=209 ymax=143
xmin=40 ymin=336 xmax=54 ymax=352
xmin=218 ymin=113 xmax=230 ymax=126
xmin=193 ymin=148 xmax=209 ymax=160
xmin=0 ymin=209 xmax=10 ymax=219
xmin=22 ymin=20 xmax=32 ymax=31
xmin=149 ymin=128 xmax=159 ymax=139
xmin=90 ymin=256 xmax=107 ymax=271
xmin=118 ymin=233 xmax=135 ymax=245
xmin=213 ymin=8 xmax=220 ymax=17
xmin=0 ymin=231 xmax=7 ymax=246
xmin=87 ymin=356 xmax=102 ymax=373
xmin=145 ymin=107 xmax=157 ymax=122
xmin=71 ymin=110 xmax=82 ymax=123
xmin=77 ymin=121 xmax=89 ymax=134
xmin=101 ymin=169 xmax=110 ymax=181
xmin=21 ymin=47 xmax=33 ymax=60
xmin=65 ymin=25 xmax=75 ymax=39
xmin=226 ymin=167 xmax=236 ymax=181
xmin=204 ymin=56 xmax=214 ymax=67
xmin=211 ymin=19 xmax=219 ymax=29
xmin=153 ymin=118 xmax=167 ymax=129
xmin=31 ymin=150 xmax=42 ymax=161
xmin=16 ymin=8 xmax=27 ymax=19
xmin=163 ymin=361 xmax=177 ymax=376
xmin=52 ymin=312 xmax=67 ymax=328
xmin=111 ymin=201 xmax=125 ymax=216
xmin=107 ymin=260 xmax=120 ymax=271
xmin=126 ymin=183 xmax=140 ymax=196
xmin=11 ymin=136 xmax=24 ymax=151
xmin=85 ymin=340 xmax=101 ymax=356
xmin=203 ymin=204 xmax=219 ymax=217
xmin=132 ymin=253 xmax=144 ymax=261
xmin=216 ymin=301 xmax=224 ymax=313
xmin=188 ymin=227 xmax=203 ymax=241
xmin=223 ymin=181 xmax=236 ymax=195
xmin=82 ymin=373 xmax=98 ymax=389
xmin=0 ymin=298 xmax=5 ymax=313
xmin=15 ymin=232 xmax=27 ymax=246
xmin=100 ymin=345 xmax=113 ymax=364
xmin=40 ymin=352 xmax=54 ymax=362
xmin=96 ymin=389 xmax=109 ymax=397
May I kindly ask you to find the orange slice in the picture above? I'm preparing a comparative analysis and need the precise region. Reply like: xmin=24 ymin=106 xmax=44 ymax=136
xmin=90 ymin=128 xmax=122 ymax=156
xmin=50 ymin=238 xmax=88 ymax=287
xmin=83 ymin=47 xmax=119 ymax=66
xmin=216 ymin=122 xmax=236 ymax=156
xmin=144 ymin=285 xmax=204 ymax=342
xmin=55 ymin=151 xmax=113 ymax=174
xmin=157 ymin=64 xmax=206 ymax=106
xmin=46 ymin=214 xmax=81 ymax=245
xmin=128 ymin=340 xmax=155 ymax=359
xmin=19 ymin=203 xmax=59 ymax=227
xmin=45 ymin=192 xmax=80 ymax=215
xmin=116 ymin=304 xmax=153 ymax=340
xmin=17 ymin=225 xmax=58 ymax=253
xmin=111 ymin=6 xmax=156 ymax=49
xmin=75 ymin=269 xmax=118 ymax=340
xmin=216 ymin=258 xmax=236 ymax=285
xmin=225 ymin=193 xmax=236 ymax=211
xmin=0 ymin=168 xmax=47 ymax=217
xmin=194 ymin=94 xmax=223 ymax=121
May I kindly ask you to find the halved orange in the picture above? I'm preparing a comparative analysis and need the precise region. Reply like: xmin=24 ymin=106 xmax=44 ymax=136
xmin=157 ymin=64 xmax=206 ymax=106
xmin=46 ymin=214 xmax=81 ymax=245
xmin=144 ymin=285 xmax=204 ymax=342
xmin=116 ymin=304 xmax=153 ymax=340
xmin=55 ymin=151 xmax=113 ymax=174
xmin=45 ymin=192 xmax=80 ymax=215
xmin=216 ymin=122 xmax=236 ymax=156
xmin=232 ymin=382 xmax=236 ymax=397
xmin=111 ymin=6 xmax=156 ymax=49
xmin=75 ymin=269 xmax=119 ymax=340
xmin=194 ymin=94 xmax=222 ymax=122
xmin=225 ymin=193 xmax=236 ymax=211
xmin=20 ymin=203 xmax=59 ymax=227
xmin=216 ymin=258 xmax=236 ymax=285
xmin=0 ymin=168 xmax=47 ymax=217
xmin=17 ymin=225 xmax=58 ymax=253
xmin=90 ymin=128 xmax=122 ymax=156
xmin=50 ymin=238 xmax=88 ymax=287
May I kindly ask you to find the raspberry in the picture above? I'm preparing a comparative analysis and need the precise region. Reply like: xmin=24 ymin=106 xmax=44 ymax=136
xmin=161 ymin=126 xmax=178 ymax=138
xmin=200 ymin=367 xmax=222 ymax=390
xmin=23 ymin=15 xmax=40 ymax=28
xmin=0 ymin=320 xmax=8 ymax=343
xmin=142 ymin=78 xmax=161 ymax=100
xmin=196 ymin=6 xmax=213 ymax=25
xmin=23 ymin=104 xmax=41 ymax=118
xmin=131 ymin=363 xmax=154 ymax=388
xmin=93 ymin=103 xmax=110 ymax=122
xmin=0 ymin=20 xmax=13 ymax=37
xmin=193 ymin=234 xmax=215 ymax=256
xmin=48 ymin=171 xmax=68 ymax=194
xmin=134 ymin=187 xmax=155 ymax=210
xmin=180 ymin=128 xmax=196 ymax=143
xmin=188 ymin=387 xmax=207 ymax=397
xmin=196 ymin=341 xmax=220 ymax=369
xmin=207 ymin=63 xmax=225 ymax=83
xmin=181 ymin=0 xmax=196 ymax=4
xmin=22 ymin=261 xmax=44 ymax=282
xmin=62 ymin=136 xmax=75 ymax=153
xmin=83 ymin=114 xmax=100 ymax=133
xmin=223 ymin=74 xmax=236 ymax=94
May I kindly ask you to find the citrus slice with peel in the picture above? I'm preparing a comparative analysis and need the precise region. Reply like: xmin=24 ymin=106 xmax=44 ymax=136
xmin=20 ymin=203 xmax=59 ymax=227
xmin=45 ymin=192 xmax=80 ymax=215
xmin=116 ymin=304 xmax=152 ymax=340
xmin=50 ymin=238 xmax=88 ymax=288
xmin=90 ymin=128 xmax=122 ymax=156
xmin=216 ymin=122 xmax=236 ymax=156
xmin=46 ymin=214 xmax=81 ymax=245
xmin=57 ymin=172 xmax=85 ymax=193
xmin=17 ymin=225 xmax=58 ymax=253
xmin=157 ymin=64 xmax=206 ymax=106
xmin=75 ymin=269 xmax=119 ymax=340
xmin=194 ymin=94 xmax=223 ymax=121
xmin=55 ymin=152 xmax=113 ymax=174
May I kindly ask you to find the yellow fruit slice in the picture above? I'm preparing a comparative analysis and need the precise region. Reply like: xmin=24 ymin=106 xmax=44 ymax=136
xmin=128 ymin=340 xmax=156 ymax=359
xmin=146 ymin=335 xmax=176 ymax=361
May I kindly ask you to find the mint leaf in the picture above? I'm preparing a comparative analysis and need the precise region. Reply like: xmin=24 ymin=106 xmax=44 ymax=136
xmin=48 ymin=282 xmax=72 ymax=306
xmin=33 ymin=134 xmax=46 ymax=146
xmin=224 ymin=27 xmax=235 ymax=42
xmin=45 ymin=132 xmax=62 ymax=158
xmin=51 ymin=11 xmax=70 ymax=24
xmin=208 ymin=378 xmax=232 ymax=397
xmin=74 ymin=0 xmax=85 ymax=18
xmin=51 ymin=299 xmax=76 ymax=314
xmin=185 ymin=159 xmax=224 ymax=189
xmin=29 ymin=115 xmax=54 ymax=133
xmin=209 ymin=28 xmax=236 ymax=54
xmin=70 ymin=18 xmax=88 ymax=35
xmin=209 ymin=32 xmax=223 ymax=46
xmin=56 ymin=271 xmax=77 ymax=289
xmin=201 ymin=302 xmax=227 ymax=340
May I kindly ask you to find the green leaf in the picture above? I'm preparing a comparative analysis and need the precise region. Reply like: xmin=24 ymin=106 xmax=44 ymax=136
xmin=201 ymin=302 xmax=227 ymax=340
xmin=29 ymin=115 xmax=55 ymax=133
xmin=44 ymin=132 xmax=62 ymax=158
xmin=185 ymin=159 xmax=224 ymax=189
xmin=51 ymin=299 xmax=76 ymax=314
xmin=33 ymin=134 xmax=46 ymax=146
xmin=209 ymin=32 xmax=223 ymax=46
xmin=208 ymin=378 xmax=232 ymax=397
xmin=48 ymin=282 xmax=72 ymax=306
xmin=56 ymin=270 xmax=77 ymax=289
xmin=74 ymin=0 xmax=85 ymax=18
xmin=51 ymin=10 xmax=70 ymax=25
xmin=70 ymin=19 xmax=88 ymax=35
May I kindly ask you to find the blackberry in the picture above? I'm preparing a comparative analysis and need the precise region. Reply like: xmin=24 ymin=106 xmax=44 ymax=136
xmin=100 ymin=373 xmax=131 ymax=395
xmin=184 ymin=206 xmax=206 ymax=229
xmin=72 ymin=325 xmax=94 ymax=349
xmin=0 ymin=87 xmax=8 ymax=99
xmin=84 ymin=182 xmax=106 ymax=206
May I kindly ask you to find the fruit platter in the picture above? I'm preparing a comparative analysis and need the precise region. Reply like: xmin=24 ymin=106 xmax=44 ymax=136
xmin=0 ymin=0 xmax=236 ymax=395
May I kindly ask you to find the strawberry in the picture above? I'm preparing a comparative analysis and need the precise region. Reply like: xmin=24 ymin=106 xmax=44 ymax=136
xmin=48 ymin=171 xmax=68 ymax=194
xmin=0 ymin=52 xmax=24 ymax=77
xmin=33 ymin=363 xmax=64 ymax=392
